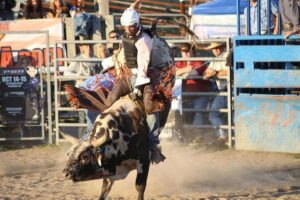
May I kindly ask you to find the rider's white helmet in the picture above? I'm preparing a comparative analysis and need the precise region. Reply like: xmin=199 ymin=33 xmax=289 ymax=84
xmin=120 ymin=8 xmax=140 ymax=26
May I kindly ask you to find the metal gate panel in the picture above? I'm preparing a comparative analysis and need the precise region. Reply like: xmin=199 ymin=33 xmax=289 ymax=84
xmin=235 ymin=94 xmax=300 ymax=153
xmin=235 ymin=70 xmax=300 ymax=88
xmin=234 ymin=35 xmax=300 ymax=153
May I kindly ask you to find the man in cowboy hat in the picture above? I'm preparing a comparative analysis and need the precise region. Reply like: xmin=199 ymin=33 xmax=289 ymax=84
xmin=176 ymin=43 xmax=211 ymax=138
xmin=80 ymin=56 xmax=117 ymax=140
xmin=203 ymin=42 xmax=229 ymax=144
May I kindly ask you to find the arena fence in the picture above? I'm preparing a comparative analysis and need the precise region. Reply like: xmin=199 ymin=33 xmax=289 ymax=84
xmin=53 ymin=39 xmax=105 ymax=144
xmin=53 ymin=37 xmax=234 ymax=147
xmin=170 ymin=38 xmax=234 ymax=147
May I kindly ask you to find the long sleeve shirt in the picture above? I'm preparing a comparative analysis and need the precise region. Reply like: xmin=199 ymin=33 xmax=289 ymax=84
xmin=244 ymin=0 xmax=278 ymax=35
xmin=279 ymin=0 xmax=300 ymax=30
xmin=64 ymin=54 xmax=98 ymax=87
xmin=207 ymin=51 xmax=229 ymax=90
xmin=133 ymin=32 xmax=152 ymax=87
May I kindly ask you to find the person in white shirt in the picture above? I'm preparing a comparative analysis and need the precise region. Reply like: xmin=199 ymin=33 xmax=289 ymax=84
xmin=120 ymin=0 xmax=170 ymax=164
xmin=64 ymin=42 xmax=99 ymax=87
xmin=203 ymin=42 xmax=229 ymax=144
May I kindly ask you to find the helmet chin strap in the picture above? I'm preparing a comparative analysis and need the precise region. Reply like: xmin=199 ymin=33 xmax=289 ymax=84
xmin=135 ymin=24 xmax=142 ymax=36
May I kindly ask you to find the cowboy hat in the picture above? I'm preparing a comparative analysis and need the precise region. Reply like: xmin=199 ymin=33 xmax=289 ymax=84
xmin=204 ymin=42 xmax=225 ymax=50
xmin=101 ymin=57 xmax=115 ymax=73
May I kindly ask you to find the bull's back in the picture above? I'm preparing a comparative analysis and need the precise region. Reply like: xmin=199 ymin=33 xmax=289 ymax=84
xmin=90 ymin=97 xmax=148 ymax=159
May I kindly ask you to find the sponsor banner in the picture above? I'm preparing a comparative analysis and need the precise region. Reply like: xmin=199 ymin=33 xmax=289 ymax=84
xmin=0 ymin=67 xmax=40 ymax=124
xmin=0 ymin=19 xmax=65 ymax=68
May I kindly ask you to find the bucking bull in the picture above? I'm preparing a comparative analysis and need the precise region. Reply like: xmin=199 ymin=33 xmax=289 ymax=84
xmin=62 ymin=15 xmax=198 ymax=199
xmin=63 ymin=96 xmax=151 ymax=200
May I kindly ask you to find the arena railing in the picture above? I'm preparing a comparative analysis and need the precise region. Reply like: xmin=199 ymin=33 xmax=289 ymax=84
xmin=53 ymin=39 xmax=108 ymax=144
xmin=53 ymin=37 xmax=234 ymax=148
xmin=168 ymin=38 xmax=234 ymax=148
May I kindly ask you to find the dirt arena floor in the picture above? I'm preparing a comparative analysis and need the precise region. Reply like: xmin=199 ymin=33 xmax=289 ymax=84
xmin=1 ymin=142 xmax=300 ymax=200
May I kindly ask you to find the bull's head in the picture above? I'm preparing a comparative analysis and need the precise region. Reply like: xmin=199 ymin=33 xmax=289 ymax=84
xmin=62 ymin=133 xmax=111 ymax=182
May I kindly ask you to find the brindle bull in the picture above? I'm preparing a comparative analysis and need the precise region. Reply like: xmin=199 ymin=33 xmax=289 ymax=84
xmin=63 ymin=96 xmax=150 ymax=200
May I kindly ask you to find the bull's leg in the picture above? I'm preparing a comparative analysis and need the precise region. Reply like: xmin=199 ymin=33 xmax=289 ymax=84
xmin=99 ymin=178 xmax=114 ymax=200
xmin=135 ymin=158 xmax=150 ymax=200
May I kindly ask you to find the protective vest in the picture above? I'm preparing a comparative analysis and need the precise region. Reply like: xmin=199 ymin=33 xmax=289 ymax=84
xmin=122 ymin=32 xmax=141 ymax=69
xmin=122 ymin=29 xmax=174 ymax=70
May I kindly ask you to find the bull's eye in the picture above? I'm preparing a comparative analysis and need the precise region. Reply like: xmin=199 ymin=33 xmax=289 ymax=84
xmin=80 ymin=159 xmax=87 ymax=165
xmin=80 ymin=154 xmax=90 ymax=165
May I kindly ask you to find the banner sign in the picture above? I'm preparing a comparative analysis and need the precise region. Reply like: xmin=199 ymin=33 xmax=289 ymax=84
xmin=0 ymin=67 xmax=40 ymax=125
xmin=0 ymin=19 xmax=65 ymax=68
xmin=191 ymin=15 xmax=246 ymax=39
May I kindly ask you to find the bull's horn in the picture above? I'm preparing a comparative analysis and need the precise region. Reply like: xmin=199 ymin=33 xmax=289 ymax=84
xmin=91 ymin=133 xmax=108 ymax=148
xmin=60 ymin=131 xmax=79 ymax=144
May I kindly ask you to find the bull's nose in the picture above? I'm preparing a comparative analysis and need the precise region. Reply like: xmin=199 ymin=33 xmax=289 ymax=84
xmin=72 ymin=176 xmax=80 ymax=182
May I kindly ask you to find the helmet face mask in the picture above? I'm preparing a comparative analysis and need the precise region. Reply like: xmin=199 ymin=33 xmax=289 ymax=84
xmin=123 ymin=23 xmax=139 ymax=37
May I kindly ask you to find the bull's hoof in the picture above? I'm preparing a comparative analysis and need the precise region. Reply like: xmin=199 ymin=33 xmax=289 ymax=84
xmin=151 ymin=146 xmax=166 ymax=165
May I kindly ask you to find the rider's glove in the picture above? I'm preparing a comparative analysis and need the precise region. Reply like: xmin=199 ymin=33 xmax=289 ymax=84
xmin=129 ymin=88 xmax=142 ymax=101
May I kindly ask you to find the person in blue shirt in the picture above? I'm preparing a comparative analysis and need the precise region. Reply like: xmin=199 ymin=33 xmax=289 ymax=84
xmin=80 ymin=56 xmax=117 ymax=139
xmin=244 ymin=0 xmax=279 ymax=35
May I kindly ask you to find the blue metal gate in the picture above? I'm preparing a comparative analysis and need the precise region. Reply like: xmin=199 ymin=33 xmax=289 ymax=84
xmin=233 ymin=35 xmax=300 ymax=153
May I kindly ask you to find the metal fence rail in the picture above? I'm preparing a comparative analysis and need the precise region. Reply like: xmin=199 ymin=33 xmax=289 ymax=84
xmin=53 ymin=37 xmax=234 ymax=147
xmin=176 ymin=38 xmax=234 ymax=147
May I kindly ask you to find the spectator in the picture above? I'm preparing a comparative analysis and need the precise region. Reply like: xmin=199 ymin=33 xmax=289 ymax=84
xmin=175 ymin=43 xmax=211 ymax=131
xmin=0 ymin=0 xmax=16 ymax=20
xmin=107 ymin=30 xmax=120 ymax=55
xmin=80 ymin=56 xmax=116 ymax=139
xmin=24 ymin=0 xmax=45 ymax=19
xmin=203 ymin=42 xmax=229 ymax=144
xmin=16 ymin=56 xmax=40 ymax=122
xmin=48 ymin=0 xmax=69 ymax=18
xmin=64 ymin=41 xmax=100 ymax=138
xmin=17 ymin=55 xmax=32 ymax=68
xmin=279 ymin=0 xmax=300 ymax=38
xmin=244 ymin=0 xmax=279 ymax=35
xmin=72 ymin=0 xmax=86 ymax=14
xmin=96 ymin=44 xmax=110 ymax=60
xmin=24 ymin=66 xmax=40 ymax=122
xmin=72 ymin=0 xmax=92 ymax=39
xmin=64 ymin=42 xmax=99 ymax=87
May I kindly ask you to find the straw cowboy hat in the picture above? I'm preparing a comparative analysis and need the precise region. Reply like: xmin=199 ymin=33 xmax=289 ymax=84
xmin=204 ymin=42 xmax=225 ymax=50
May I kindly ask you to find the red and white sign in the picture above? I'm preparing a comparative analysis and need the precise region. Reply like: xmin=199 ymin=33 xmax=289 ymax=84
xmin=0 ymin=19 xmax=65 ymax=68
